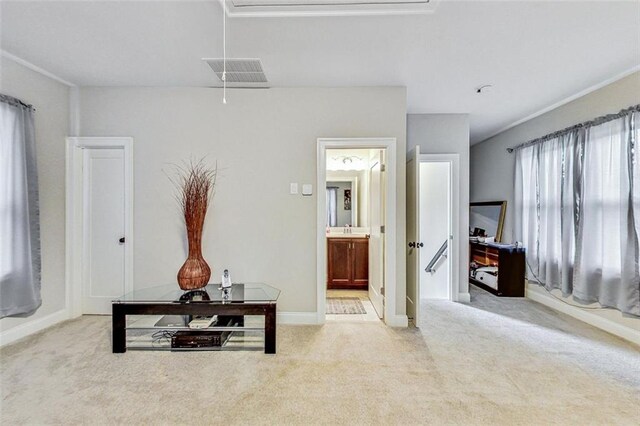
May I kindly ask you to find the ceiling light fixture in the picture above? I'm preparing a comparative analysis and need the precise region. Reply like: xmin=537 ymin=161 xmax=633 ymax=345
xmin=327 ymin=156 xmax=367 ymax=171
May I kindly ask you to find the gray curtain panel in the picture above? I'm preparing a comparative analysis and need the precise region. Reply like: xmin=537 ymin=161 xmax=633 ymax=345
xmin=515 ymin=108 xmax=639 ymax=316
xmin=0 ymin=94 xmax=41 ymax=318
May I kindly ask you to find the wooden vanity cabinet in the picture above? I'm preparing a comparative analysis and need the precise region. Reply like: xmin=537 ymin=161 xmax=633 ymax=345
xmin=327 ymin=238 xmax=369 ymax=290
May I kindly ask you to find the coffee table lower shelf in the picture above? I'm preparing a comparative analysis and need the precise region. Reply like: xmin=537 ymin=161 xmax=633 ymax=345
xmin=112 ymin=302 xmax=277 ymax=354
xmin=125 ymin=328 xmax=266 ymax=351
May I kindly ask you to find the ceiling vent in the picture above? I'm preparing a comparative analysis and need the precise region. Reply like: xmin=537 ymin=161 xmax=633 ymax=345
xmin=225 ymin=0 xmax=439 ymax=17
xmin=202 ymin=58 xmax=269 ymax=88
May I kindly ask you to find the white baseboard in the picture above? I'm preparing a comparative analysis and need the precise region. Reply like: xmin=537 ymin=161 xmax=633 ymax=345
xmin=526 ymin=285 xmax=640 ymax=346
xmin=386 ymin=314 xmax=409 ymax=327
xmin=457 ymin=292 xmax=471 ymax=303
xmin=0 ymin=309 xmax=71 ymax=347
xmin=277 ymin=311 xmax=319 ymax=325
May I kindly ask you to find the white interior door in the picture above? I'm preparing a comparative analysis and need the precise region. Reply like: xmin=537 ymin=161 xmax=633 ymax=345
xmin=368 ymin=149 xmax=385 ymax=318
xmin=82 ymin=148 xmax=127 ymax=314
xmin=406 ymin=146 xmax=420 ymax=322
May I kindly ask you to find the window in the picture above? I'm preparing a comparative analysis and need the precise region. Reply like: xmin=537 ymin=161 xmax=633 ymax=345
xmin=515 ymin=107 xmax=639 ymax=316
xmin=0 ymin=94 xmax=41 ymax=318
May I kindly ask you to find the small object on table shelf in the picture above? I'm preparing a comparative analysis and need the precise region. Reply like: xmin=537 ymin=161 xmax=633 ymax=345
xmin=221 ymin=269 xmax=232 ymax=289
xmin=179 ymin=289 xmax=210 ymax=302
xmin=188 ymin=315 xmax=217 ymax=329
xmin=171 ymin=330 xmax=230 ymax=348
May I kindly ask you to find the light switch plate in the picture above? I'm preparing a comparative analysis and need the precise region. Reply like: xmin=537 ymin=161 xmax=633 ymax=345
xmin=302 ymin=184 xmax=313 ymax=196
xmin=290 ymin=183 xmax=298 ymax=194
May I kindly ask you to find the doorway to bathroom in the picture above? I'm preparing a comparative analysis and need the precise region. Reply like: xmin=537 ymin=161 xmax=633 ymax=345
xmin=317 ymin=138 xmax=398 ymax=325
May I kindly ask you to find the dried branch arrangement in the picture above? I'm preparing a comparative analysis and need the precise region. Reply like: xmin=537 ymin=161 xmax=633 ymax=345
xmin=169 ymin=159 xmax=217 ymax=290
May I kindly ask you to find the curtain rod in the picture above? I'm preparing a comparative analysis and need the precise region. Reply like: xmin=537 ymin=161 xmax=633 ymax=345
xmin=0 ymin=93 xmax=36 ymax=112
xmin=506 ymin=104 xmax=640 ymax=153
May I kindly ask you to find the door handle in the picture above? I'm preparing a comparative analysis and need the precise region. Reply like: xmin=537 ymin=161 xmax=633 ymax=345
xmin=408 ymin=242 xmax=416 ymax=248
xmin=119 ymin=237 xmax=126 ymax=244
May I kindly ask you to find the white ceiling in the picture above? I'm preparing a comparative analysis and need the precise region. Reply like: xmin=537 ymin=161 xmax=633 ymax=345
xmin=1 ymin=1 xmax=639 ymax=143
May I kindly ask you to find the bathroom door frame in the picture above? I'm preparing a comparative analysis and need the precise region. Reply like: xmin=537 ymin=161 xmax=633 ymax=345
xmin=317 ymin=138 xmax=401 ymax=326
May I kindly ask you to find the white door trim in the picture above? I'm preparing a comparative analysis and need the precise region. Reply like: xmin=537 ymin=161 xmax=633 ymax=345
xmin=416 ymin=153 xmax=460 ymax=311
xmin=65 ymin=137 xmax=134 ymax=317
xmin=317 ymin=138 xmax=398 ymax=325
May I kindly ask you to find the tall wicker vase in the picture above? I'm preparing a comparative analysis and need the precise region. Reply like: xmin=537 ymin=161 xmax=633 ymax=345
xmin=177 ymin=225 xmax=211 ymax=290
xmin=173 ymin=160 xmax=216 ymax=291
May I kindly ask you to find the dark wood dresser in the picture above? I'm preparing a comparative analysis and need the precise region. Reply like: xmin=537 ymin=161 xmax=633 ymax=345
xmin=469 ymin=242 xmax=525 ymax=297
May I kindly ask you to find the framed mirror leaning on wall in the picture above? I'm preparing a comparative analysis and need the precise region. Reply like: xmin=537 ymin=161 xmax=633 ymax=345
xmin=469 ymin=201 xmax=507 ymax=242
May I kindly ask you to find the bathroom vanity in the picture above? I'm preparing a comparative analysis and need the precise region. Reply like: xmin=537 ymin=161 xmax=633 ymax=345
xmin=327 ymin=235 xmax=369 ymax=290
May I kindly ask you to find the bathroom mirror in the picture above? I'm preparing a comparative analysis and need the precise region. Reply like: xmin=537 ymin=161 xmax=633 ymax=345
xmin=469 ymin=201 xmax=507 ymax=242
xmin=326 ymin=180 xmax=357 ymax=227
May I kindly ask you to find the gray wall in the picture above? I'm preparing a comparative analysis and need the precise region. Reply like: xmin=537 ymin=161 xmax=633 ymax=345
xmin=407 ymin=114 xmax=470 ymax=297
xmin=0 ymin=56 xmax=70 ymax=333
xmin=79 ymin=87 xmax=407 ymax=315
xmin=471 ymin=72 xmax=640 ymax=244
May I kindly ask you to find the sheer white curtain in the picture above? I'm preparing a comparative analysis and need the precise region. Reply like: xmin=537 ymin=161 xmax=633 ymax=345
xmin=573 ymin=113 xmax=639 ymax=313
xmin=326 ymin=187 xmax=337 ymax=227
xmin=0 ymin=94 xmax=41 ymax=318
xmin=515 ymin=107 xmax=639 ymax=316
xmin=515 ymin=133 xmax=579 ymax=295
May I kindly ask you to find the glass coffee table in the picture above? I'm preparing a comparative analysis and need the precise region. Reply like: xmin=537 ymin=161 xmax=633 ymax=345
xmin=112 ymin=283 xmax=280 ymax=354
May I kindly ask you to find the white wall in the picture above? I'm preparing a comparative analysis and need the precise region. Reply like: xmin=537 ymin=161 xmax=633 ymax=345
xmin=407 ymin=114 xmax=470 ymax=299
xmin=79 ymin=87 xmax=407 ymax=316
xmin=470 ymin=71 xmax=640 ymax=335
xmin=0 ymin=56 xmax=70 ymax=338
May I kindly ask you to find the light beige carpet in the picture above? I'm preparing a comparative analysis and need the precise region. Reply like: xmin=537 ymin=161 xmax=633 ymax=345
xmin=1 ymin=286 xmax=639 ymax=425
